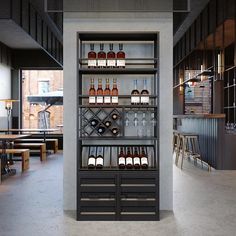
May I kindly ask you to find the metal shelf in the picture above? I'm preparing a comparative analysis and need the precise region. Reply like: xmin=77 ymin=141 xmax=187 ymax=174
xmin=78 ymin=95 xmax=158 ymax=99
xmin=78 ymin=136 xmax=158 ymax=140
xmin=79 ymin=68 xmax=158 ymax=75
xmin=78 ymin=105 xmax=157 ymax=108
xmin=79 ymin=167 xmax=157 ymax=171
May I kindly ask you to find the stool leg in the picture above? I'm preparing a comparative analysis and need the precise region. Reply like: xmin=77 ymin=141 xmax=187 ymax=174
xmin=195 ymin=137 xmax=203 ymax=168
xmin=175 ymin=135 xmax=180 ymax=166
xmin=181 ymin=137 xmax=186 ymax=169
xmin=173 ymin=134 xmax=175 ymax=154
xmin=190 ymin=137 xmax=197 ymax=165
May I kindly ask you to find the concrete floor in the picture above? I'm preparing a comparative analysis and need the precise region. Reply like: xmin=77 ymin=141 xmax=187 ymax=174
xmin=0 ymin=152 xmax=236 ymax=236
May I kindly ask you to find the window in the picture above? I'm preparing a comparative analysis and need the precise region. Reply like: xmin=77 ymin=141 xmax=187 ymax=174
xmin=38 ymin=81 xmax=49 ymax=94
xmin=22 ymin=70 xmax=63 ymax=133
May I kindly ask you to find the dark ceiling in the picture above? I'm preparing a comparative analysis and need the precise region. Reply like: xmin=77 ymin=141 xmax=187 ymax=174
xmin=173 ymin=0 xmax=210 ymax=44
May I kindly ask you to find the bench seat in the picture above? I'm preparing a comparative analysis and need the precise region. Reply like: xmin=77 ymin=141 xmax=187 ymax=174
xmin=14 ymin=139 xmax=58 ymax=153
xmin=0 ymin=149 xmax=30 ymax=172
xmin=14 ymin=143 xmax=46 ymax=161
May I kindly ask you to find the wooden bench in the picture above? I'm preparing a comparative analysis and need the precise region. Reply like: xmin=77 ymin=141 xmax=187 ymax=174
xmin=14 ymin=139 xmax=58 ymax=153
xmin=0 ymin=149 xmax=30 ymax=172
xmin=14 ymin=143 xmax=46 ymax=161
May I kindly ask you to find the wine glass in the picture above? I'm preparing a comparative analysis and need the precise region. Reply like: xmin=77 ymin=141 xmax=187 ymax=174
xmin=133 ymin=112 xmax=139 ymax=127
xmin=125 ymin=111 xmax=130 ymax=126
xmin=150 ymin=112 xmax=157 ymax=126
xmin=142 ymin=112 xmax=147 ymax=127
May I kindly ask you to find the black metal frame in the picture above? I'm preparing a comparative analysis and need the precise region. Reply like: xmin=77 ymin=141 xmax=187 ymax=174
xmin=76 ymin=32 xmax=159 ymax=221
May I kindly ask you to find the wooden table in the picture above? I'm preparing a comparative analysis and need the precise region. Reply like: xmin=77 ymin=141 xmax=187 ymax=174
xmin=0 ymin=134 xmax=31 ymax=177
xmin=0 ymin=129 xmax=60 ymax=142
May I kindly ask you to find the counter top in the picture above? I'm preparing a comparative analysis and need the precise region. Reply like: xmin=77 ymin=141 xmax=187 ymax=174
xmin=173 ymin=114 xmax=226 ymax=119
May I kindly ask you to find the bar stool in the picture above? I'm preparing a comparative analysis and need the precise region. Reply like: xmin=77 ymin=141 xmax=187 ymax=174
xmin=176 ymin=132 xmax=204 ymax=170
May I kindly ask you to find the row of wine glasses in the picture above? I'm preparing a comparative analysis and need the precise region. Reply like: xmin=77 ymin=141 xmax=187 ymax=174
xmin=124 ymin=111 xmax=157 ymax=137
xmin=225 ymin=122 xmax=236 ymax=133
xmin=124 ymin=111 xmax=157 ymax=127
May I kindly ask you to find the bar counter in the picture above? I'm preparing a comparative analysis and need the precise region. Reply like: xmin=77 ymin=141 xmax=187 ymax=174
xmin=174 ymin=114 xmax=236 ymax=170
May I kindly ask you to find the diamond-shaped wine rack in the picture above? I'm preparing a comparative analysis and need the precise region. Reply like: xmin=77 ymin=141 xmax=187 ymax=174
xmin=80 ymin=108 xmax=122 ymax=137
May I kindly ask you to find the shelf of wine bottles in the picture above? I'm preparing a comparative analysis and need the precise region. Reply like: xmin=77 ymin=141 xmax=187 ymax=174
xmin=81 ymin=145 xmax=156 ymax=170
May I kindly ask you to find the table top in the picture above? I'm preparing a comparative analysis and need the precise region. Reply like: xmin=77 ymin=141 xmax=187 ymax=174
xmin=0 ymin=134 xmax=31 ymax=141
xmin=173 ymin=114 xmax=225 ymax=119
xmin=0 ymin=128 xmax=60 ymax=133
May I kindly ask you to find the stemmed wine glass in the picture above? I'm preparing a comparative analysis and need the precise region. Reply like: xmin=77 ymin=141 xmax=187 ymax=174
xmin=133 ymin=112 xmax=139 ymax=127
xmin=125 ymin=111 xmax=130 ymax=126
xmin=150 ymin=112 xmax=157 ymax=126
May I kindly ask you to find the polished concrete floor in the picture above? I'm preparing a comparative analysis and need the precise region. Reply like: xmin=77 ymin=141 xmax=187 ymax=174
xmin=0 ymin=152 xmax=236 ymax=236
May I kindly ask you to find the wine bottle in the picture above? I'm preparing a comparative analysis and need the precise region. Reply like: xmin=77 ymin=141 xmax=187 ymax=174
xmin=141 ymin=79 xmax=149 ymax=105
xmin=97 ymin=43 xmax=106 ymax=68
xmin=111 ymin=127 xmax=119 ymax=136
xmin=96 ymin=146 xmax=104 ymax=169
xmin=104 ymin=78 xmax=111 ymax=104
xmin=117 ymin=44 xmax=125 ymax=68
xmin=126 ymin=147 xmax=133 ymax=169
xmin=118 ymin=147 xmax=126 ymax=169
xmin=111 ymin=78 xmax=119 ymax=105
xmin=133 ymin=147 xmax=141 ymax=169
xmin=97 ymin=78 xmax=103 ymax=104
xmin=89 ymin=78 xmax=96 ymax=104
xmin=88 ymin=147 xmax=96 ymax=169
xmin=140 ymin=147 xmax=148 ymax=169
xmin=90 ymin=118 xmax=99 ymax=127
xmin=88 ymin=44 xmax=97 ymax=68
xmin=107 ymin=43 xmax=116 ymax=68
xmin=104 ymin=120 xmax=112 ymax=128
xmin=97 ymin=125 xmax=106 ymax=135
xmin=111 ymin=112 xmax=119 ymax=120
xmin=131 ymin=80 xmax=140 ymax=105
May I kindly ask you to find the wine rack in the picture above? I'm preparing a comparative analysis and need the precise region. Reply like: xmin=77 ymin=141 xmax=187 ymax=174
xmin=81 ymin=145 xmax=155 ymax=170
xmin=80 ymin=108 xmax=122 ymax=137
xmin=77 ymin=32 xmax=159 ymax=220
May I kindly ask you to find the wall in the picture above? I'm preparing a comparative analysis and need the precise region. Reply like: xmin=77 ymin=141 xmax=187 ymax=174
xmin=0 ymin=62 xmax=11 ymax=128
xmin=63 ymin=12 xmax=173 ymax=211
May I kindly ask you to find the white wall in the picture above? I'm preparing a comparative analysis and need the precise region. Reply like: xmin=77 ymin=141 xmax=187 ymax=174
xmin=63 ymin=12 xmax=173 ymax=211
xmin=0 ymin=62 xmax=11 ymax=128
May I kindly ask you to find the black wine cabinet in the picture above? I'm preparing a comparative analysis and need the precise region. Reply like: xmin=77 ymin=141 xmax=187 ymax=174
xmin=77 ymin=32 xmax=160 ymax=220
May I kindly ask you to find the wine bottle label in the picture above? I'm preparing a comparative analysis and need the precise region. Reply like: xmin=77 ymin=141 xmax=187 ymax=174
xmin=107 ymin=59 xmax=116 ymax=67
xmin=126 ymin=157 xmax=133 ymax=165
xmin=88 ymin=157 xmax=96 ymax=166
xmin=97 ymin=59 xmax=106 ymax=67
xmin=112 ymin=96 xmax=118 ymax=104
xmin=134 ymin=157 xmax=140 ymax=165
xmin=117 ymin=59 xmax=125 ymax=67
xmin=141 ymin=157 xmax=148 ymax=165
xmin=131 ymin=96 xmax=140 ymax=104
xmin=88 ymin=59 xmax=96 ymax=67
xmin=97 ymin=96 xmax=103 ymax=104
xmin=89 ymin=96 xmax=96 ymax=104
xmin=119 ymin=157 xmax=126 ymax=165
xmin=96 ymin=157 xmax=103 ymax=166
xmin=141 ymin=96 xmax=149 ymax=104
xmin=104 ymin=96 xmax=111 ymax=104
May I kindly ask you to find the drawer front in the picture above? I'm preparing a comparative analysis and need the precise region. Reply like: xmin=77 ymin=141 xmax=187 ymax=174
xmin=78 ymin=173 xmax=117 ymax=220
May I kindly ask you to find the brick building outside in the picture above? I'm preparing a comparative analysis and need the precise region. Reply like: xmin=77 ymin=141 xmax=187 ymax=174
xmin=22 ymin=70 xmax=63 ymax=133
